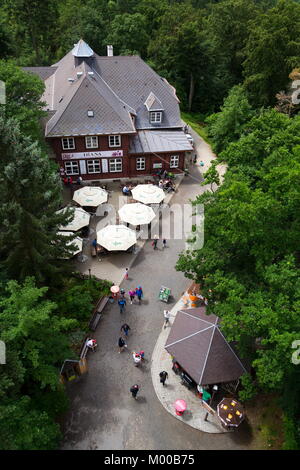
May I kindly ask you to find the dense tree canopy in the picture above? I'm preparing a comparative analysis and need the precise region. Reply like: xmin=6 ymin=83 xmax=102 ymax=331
xmin=177 ymin=107 xmax=300 ymax=446
xmin=1 ymin=0 xmax=299 ymax=112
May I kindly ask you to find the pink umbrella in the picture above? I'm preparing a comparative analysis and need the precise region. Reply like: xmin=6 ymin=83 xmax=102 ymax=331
xmin=174 ymin=399 xmax=187 ymax=415
xmin=110 ymin=285 xmax=120 ymax=294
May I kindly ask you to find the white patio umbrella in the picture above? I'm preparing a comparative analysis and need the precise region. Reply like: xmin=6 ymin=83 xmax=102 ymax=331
xmin=73 ymin=186 xmax=108 ymax=207
xmin=57 ymin=231 xmax=83 ymax=257
xmin=57 ymin=207 xmax=90 ymax=231
xmin=118 ymin=203 xmax=156 ymax=226
xmin=131 ymin=184 xmax=165 ymax=204
xmin=97 ymin=224 xmax=137 ymax=251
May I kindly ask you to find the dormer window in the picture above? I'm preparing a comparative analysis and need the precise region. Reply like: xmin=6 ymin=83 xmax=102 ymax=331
xmin=150 ymin=111 xmax=162 ymax=123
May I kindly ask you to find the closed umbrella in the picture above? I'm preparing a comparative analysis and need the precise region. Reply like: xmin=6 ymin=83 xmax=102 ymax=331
xmin=57 ymin=207 xmax=90 ymax=231
xmin=131 ymin=184 xmax=165 ymax=204
xmin=73 ymin=186 xmax=108 ymax=207
xmin=217 ymin=398 xmax=244 ymax=428
xmin=118 ymin=203 xmax=156 ymax=226
xmin=57 ymin=231 xmax=83 ymax=257
xmin=97 ymin=225 xmax=137 ymax=251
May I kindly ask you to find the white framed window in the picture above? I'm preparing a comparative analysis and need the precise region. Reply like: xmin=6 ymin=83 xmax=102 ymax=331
xmin=109 ymin=158 xmax=122 ymax=172
xmin=150 ymin=111 xmax=162 ymax=123
xmin=64 ymin=161 xmax=79 ymax=175
xmin=85 ymin=136 xmax=98 ymax=149
xmin=136 ymin=157 xmax=146 ymax=171
xmin=87 ymin=159 xmax=101 ymax=174
xmin=109 ymin=135 xmax=121 ymax=147
xmin=170 ymin=155 xmax=179 ymax=168
xmin=62 ymin=137 xmax=75 ymax=150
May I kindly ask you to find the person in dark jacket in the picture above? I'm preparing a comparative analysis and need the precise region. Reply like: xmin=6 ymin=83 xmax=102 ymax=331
xmin=159 ymin=371 xmax=169 ymax=386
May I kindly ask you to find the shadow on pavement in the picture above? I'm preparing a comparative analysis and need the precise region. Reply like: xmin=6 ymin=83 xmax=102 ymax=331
xmin=228 ymin=419 xmax=254 ymax=446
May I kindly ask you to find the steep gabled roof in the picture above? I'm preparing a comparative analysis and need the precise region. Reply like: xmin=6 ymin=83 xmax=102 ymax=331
xmin=165 ymin=308 xmax=247 ymax=385
xmin=46 ymin=71 xmax=136 ymax=137
xmin=24 ymin=40 xmax=184 ymax=136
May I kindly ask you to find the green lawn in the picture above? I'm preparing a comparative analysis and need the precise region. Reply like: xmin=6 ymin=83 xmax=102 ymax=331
xmin=181 ymin=111 xmax=212 ymax=145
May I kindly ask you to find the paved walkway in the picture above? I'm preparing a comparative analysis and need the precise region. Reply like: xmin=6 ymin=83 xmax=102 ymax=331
xmin=61 ymin=128 xmax=251 ymax=449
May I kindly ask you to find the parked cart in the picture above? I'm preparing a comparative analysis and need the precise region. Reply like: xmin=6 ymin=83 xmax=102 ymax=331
xmin=159 ymin=286 xmax=171 ymax=303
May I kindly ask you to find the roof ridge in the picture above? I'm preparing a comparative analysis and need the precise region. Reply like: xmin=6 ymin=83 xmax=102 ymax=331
xmin=177 ymin=309 xmax=217 ymax=325
xmin=165 ymin=325 xmax=214 ymax=349
xmin=198 ymin=316 xmax=218 ymax=385
xmin=87 ymin=74 xmax=136 ymax=132
xmin=90 ymin=63 xmax=136 ymax=116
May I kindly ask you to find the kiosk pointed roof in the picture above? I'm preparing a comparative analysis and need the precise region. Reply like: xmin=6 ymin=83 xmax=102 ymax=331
xmin=72 ymin=39 xmax=94 ymax=58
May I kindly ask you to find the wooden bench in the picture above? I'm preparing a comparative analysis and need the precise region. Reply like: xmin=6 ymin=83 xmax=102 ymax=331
xmin=89 ymin=296 xmax=109 ymax=331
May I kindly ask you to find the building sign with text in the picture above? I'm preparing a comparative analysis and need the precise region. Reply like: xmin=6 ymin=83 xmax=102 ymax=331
xmin=61 ymin=150 xmax=123 ymax=160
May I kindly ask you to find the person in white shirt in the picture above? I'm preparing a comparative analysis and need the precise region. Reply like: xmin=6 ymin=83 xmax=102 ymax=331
xmin=163 ymin=310 xmax=171 ymax=329
xmin=86 ymin=338 xmax=97 ymax=352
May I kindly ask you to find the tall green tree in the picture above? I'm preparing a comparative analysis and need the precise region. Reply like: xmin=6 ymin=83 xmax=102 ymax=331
xmin=243 ymin=0 xmax=300 ymax=107
xmin=0 ymin=113 xmax=74 ymax=284
xmin=0 ymin=60 xmax=45 ymax=142
xmin=206 ymin=85 xmax=255 ymax=153
xmin=148 ymin=3 xmax=213 ymax=112
xmin=105 ymin=13 xmax=149 ymax=57
xmin=177 ymin=109 xmax=300 ymax=399
xmin=3 ymin=0 xmax=59 ymax=65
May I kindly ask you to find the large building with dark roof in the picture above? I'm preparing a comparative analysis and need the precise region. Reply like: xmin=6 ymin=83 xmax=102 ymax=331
xmin=24 ymin=40 xmax=193 ymax=181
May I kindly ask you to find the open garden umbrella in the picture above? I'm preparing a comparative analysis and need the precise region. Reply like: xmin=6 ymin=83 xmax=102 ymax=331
xmin=57 ymin=231 xmax=83 ymax=257
xmin=57 ymin=207 xmax=90 ymax=231
xmin=97 ymin=225 xmax=137 ymax=251
xmin=217 ymin=398 xmax=244 ymax=427
xmin=131 ymin=184 xmax=165 ymax=204
xmin=110 ymin=285 xmax=120 ymax=294
xmin=73 ymin=186 xmax=108 ymax=207
xmin=118 ymin=203 xmax=156 ymax=226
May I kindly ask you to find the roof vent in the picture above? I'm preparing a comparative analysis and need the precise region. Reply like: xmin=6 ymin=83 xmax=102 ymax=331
xmin=87 ymin=110 xmax=94 ymax=117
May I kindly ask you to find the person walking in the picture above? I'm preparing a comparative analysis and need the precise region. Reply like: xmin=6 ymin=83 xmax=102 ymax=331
xmin=120 ymin=323 xmax=131 ymax=337
xmin=163 ymin=309 xmax=171 ymax=328
xmin=120 ymin=288 xmax=126 ymax=299
xmin=118 ymin=297 xmax=126 ymax=314
xmin=135 ymin=286 xmax=143 ymax=305
xmin=130 ymin=384 xmax=140 ymax=399
xmin=162 ymin=238 xmax=167 ymax=249
xmin=128 ymin=289 xmax=136 ymax=304
xmin=159 ymin=371 xmax=169 ymax=386
xmin=152 ymin=235 xmax=158 ymax=250
xmin=132 ymin=351 xmax=142 ymax=367
xmin=118 ymin=336 xmax=127 ymax=353
xmin=124 ymin=268 xmax=129 ymax=280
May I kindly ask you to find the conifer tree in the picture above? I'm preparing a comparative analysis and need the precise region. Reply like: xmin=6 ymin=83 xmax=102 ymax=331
xmin=0 ymin=112 xmax=75 ymax=284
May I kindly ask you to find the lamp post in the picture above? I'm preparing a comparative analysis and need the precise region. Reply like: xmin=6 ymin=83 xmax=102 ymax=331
xmin=204 ymin=384 xmax=218 ymax=422
xmin=88 ymin=268 xmax=91 ymax=279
